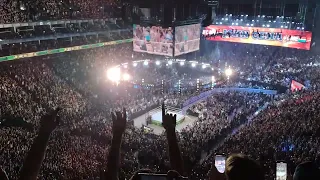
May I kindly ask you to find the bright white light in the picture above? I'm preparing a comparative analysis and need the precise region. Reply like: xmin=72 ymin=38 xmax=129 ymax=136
xmin=225 ymin=18 xmax=228 ymax=21
xmin=220 ymin=22 xmax=222 ymax=25
xmin=144 ymin=61 xmax=149 ymax=66
xmin=251 ymin=24 xmax=254 ymax=26
xmin=212 ymin=76 xmax=215 ymax=82
xmin=20 ymin=5 xmax=26 ymax=11
xmin=302 ymin=27 xmax=304 ymax=30
xmin=202 ymin=64 xmax=206 ymax=69
xmin=236 ymin=23 xmax=238 ymax=25
xmin=156 ymin=61 xmax=161 ymax=65
xmin=133 ymin=62 xmax=137 ymax=67
xmin=180 ymin=61 xmax=185 ymax=66
xmin=107 ymin=67 xmax=121 ymax=82
xmin=281 ymin=26 xmax=284 ymax=28
xmin=192 ymin=63 xmax=196 ymax=67
xmin=123 ymin=64 xmax=128 ymax=69
xmin=232 ymin=23 xmax=234 ymax=25
xmin=225 ymin=68 xmax=233 ymax=77
xmin=246 ymin=24 xmax=249 ymax=26
xmin=122 ymin=73 xmax=131 ymax=81
xmin=168 ymin=60 xmax=173 ymax=65
xmin=267 ymin=24 xmax=270 ymax=27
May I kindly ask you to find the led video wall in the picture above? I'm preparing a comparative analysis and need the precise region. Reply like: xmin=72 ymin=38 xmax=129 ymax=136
xmin=202 ymin=25 xmax=313 ymax=50
xmin=174 ymin=24 xmax=201 ymax=56
xmin=133 ymin=24 xmax=174 ymax=56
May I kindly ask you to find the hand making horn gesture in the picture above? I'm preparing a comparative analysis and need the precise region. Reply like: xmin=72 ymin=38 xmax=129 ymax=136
xmin=162 ymin=103 xmax=177 ymax=132
xmin=39 ymin=107 xmax=61 ymax=134
xmin=111 ymin=108 xmax=127 ymax=136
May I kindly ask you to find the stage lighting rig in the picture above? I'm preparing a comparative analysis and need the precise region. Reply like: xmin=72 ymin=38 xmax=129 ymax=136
xmin=107 ymin=67 xmax=121 ymax=83
xmin=123 ymin=73 xmax=131 ymax=81
xmin=225 ymin=67 xmax=233 ymax=79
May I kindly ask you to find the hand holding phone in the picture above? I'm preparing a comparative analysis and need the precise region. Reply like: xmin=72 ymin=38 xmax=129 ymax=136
xmin=215 ymin=155 xmax=226 ymax=173
xmin=276 ymin=162 xmax=287 ymax=180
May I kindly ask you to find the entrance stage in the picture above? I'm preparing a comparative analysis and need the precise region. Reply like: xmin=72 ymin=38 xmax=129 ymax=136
xmin=133 ymin=105 xmax=198 ymax=135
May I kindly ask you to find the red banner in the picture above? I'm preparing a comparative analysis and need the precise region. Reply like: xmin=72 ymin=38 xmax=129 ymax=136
xmin=202 ymin=25 xmax=313 ymax=50
xmin=291 ymin=80 xmax=305 ymax=92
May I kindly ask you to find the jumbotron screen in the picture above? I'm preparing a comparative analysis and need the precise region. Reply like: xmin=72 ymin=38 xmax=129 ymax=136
xmin=175 ymin=24 xmax=201 ymax=56
xmin=202 ymin=25 xmax=312 ymax=50
xmin=133 ymin=24 xmax=174 ymax=56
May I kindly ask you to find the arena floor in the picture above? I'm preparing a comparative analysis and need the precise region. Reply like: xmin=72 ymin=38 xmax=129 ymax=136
xmin=151 ymin=110 xmax=185 ymax=125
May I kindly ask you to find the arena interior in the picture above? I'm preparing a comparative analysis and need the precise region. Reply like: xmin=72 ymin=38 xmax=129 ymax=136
xmin=0 ymin=0 xmax=320 ymax=179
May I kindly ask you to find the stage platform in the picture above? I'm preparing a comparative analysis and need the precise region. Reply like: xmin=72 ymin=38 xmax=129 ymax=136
xmin=151 ymin=110 xmax=185 ymax=126
xmin=133 ymin=106 xmax=198 ymax=135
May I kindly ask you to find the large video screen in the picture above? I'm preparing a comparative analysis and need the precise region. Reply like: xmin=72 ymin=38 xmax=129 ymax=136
xmin=175 ymin=24 xmax=201 ymax=56
xmin=202 ymin=25 xmax=312 ymax=50
xmin=133 ymin=24 xmax=174 ymax=56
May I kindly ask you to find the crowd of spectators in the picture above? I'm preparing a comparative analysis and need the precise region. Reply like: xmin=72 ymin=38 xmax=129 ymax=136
xmin=0 ymin=21 xmax=128 ymax=41
xmin=201 ymin=42 xmax=320 ymax=90
xmin=0 ymin=0 xmax=122 ymax=24
xmin=0 ymin=26 xmax=320 ymax=180
xmin=191 ymin=91 xmax=320 ymax=180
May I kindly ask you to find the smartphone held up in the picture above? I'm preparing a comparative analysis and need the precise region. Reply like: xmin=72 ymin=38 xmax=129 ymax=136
xmin=276 ymin=162 xmax=287 ymax=180
xmin=215 ymin=154 xmax=226 ymax=173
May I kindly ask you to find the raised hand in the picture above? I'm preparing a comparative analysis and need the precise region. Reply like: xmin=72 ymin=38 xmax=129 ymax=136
xmin=111 ymin=108 xmax=127 ymax=135
xmin=39 ymin=107 xmax=61 ymax=134
xmin=105 ymin=108 xmax=127 ymax=180
xmin=19 ymin=107 xmax=61 ymax=180
xmin=208 ymin=164 xmax=226 ymax=180
xmin=162 ymin=103 xmax=177 ymax=132
xmin=0 ymin=167 xmax=9 ymax=180
xmin=162 ymin=103 xmax=184 ymax=174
